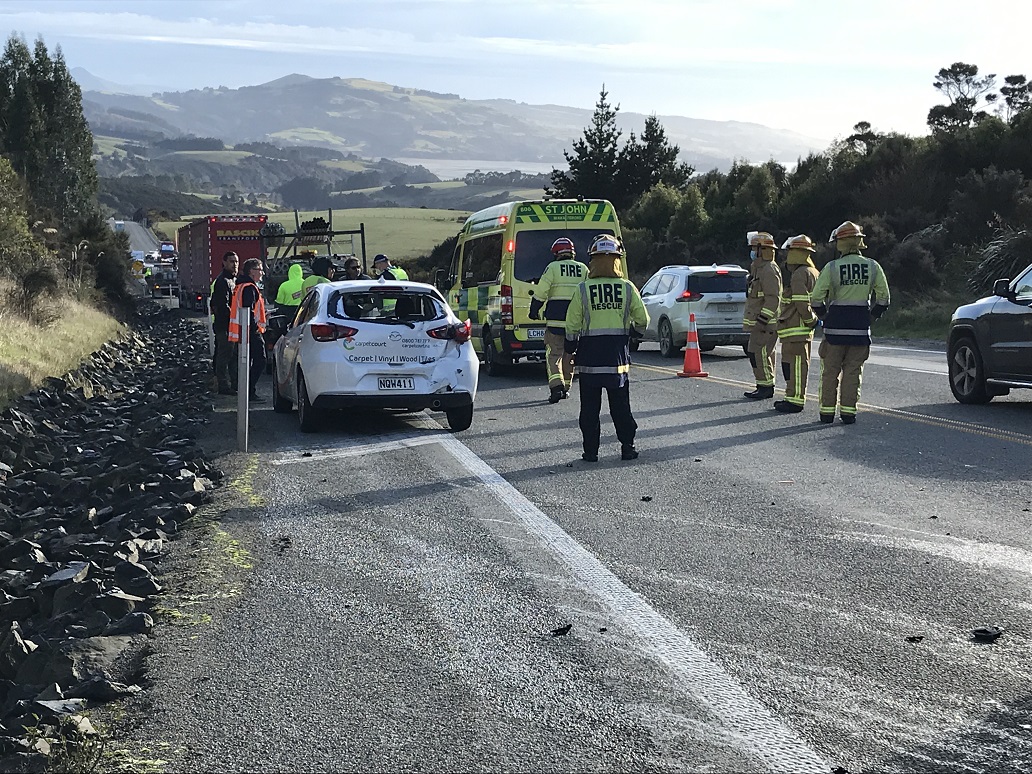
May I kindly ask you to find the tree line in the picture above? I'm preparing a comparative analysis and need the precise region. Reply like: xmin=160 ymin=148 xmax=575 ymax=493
xmin=0 ymin=34 xmax=130 ymax=320
xmin=551 ymin=68 xmax=1032 ymax=300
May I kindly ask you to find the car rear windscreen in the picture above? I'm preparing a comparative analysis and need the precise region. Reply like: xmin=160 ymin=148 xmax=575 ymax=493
xmin=688 ymin=274 xmax=747 ymax=293
xmin=513 ymin=230 xmax=614 ymax=283
xmin=329 ymin=291 xmax=448 ymax=323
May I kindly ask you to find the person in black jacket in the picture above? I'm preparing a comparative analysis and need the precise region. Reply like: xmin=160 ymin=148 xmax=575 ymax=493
xmin=341 ymin=257 xmax=371 ymax=281
xmin=210 ymin=251 xmax=239 ymax=395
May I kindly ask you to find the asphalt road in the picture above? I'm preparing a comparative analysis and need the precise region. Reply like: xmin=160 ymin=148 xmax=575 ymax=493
xmin=115 ymin=218 xmax=161 ymax=253
xmin=121 ymin=338 xmax=1032 ymax=773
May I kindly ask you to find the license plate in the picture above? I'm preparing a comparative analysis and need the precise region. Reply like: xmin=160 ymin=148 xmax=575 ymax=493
xmin=717 ymin=304 xmax=739 ymax=312
xmin=526 ymin=328 xmax=546 ymax=339
xmin=377 ymin=377 xmax=414 ymax=391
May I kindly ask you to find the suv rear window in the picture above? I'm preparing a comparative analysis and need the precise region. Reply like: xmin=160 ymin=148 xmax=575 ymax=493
xmin=513 ymin=230 xmax=613 ymax=283
xmin=688 ymin=273 xmax=747 ymax=293
xmin=328 ymin=290 xmax=447 ymax=324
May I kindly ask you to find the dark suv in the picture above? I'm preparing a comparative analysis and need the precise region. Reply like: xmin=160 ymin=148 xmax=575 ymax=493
xmin=947 ymin=262 xmax=1032 ymax=403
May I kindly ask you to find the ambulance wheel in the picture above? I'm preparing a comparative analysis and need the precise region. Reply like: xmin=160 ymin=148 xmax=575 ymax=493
xmin=482 ymin=334 xmax=511 ymax=377
xmin=297 ymin=370 xmax=322 ymax=432
xmin=446 ymin=404 xmax=474 ymax=432
xmin=658 ymin=319 xmax=681 ymax=358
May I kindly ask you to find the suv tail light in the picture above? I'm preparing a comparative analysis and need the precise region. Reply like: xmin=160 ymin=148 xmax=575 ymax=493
xmin=500 ymin=285 xmax=514 ymax=325
xmin=309 ymin=323 xmax=358 ymax=342
xmin=428 ymin=319 xmax=471 ymax=343
xmin=677 ymin=291 xmax=704 ymax=302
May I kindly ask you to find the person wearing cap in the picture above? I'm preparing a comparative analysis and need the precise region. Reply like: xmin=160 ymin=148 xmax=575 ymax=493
xmin=743 ymin=231 xmax=783 ymax=400
xmin=529 ymin=237 xmax=586 ymax=403
xmin=774 ymin=235 xmax=820 ymax=413
xmin=564 ymin=234 xmax=649 ymax=462
xmin=812 ymin=221 xmax=891 ymax=424
xmin=301 ymin=255 xmax=335 ymax=296
xmin=373 ymin=254 xmax=409 ymax=281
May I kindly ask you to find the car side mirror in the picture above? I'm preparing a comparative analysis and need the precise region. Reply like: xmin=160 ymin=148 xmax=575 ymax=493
xmin=993 ymin=278 xmax=1013 ymax=298
xmin=434 ymin=268 xmax=447 ymax=292
xmin=267 ymin=314 xmax=288 ymax=334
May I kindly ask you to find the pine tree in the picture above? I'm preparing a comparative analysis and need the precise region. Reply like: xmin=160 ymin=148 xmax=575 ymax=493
xmin=547 ymin=87 xmax=622 ymax=205
xmin=0 ymin=35 xmax=97 ymax=220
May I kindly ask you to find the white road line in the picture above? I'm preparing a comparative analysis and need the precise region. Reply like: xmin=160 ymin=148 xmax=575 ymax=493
xmin=437 ymin=434 xmax=828 ymax=774
xmin=271 ymin=433 xmax=446 ymax=464
xmin=898 ymin=367 xmax=948 ymax=376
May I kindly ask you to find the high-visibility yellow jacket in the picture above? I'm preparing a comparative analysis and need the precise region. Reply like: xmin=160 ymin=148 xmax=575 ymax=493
xmin=531 ymin=258 xmax=587 ymax=330
xmin=744 ymin=257 xmax=781 ymax=331
xmin=811 ymin=252 xmax=891 ymax=346
xmin=565 ymin=278 xmax=648 ymax=380
xmin=381 ymin=266 xmax=409 ymax=281
xmin=275 ymin=264 xmax=305 ymax=306
xmin=777 ymin=263 xmax=820 ymax=341
xmin=301 ymin=274 xmax=331 ymax=296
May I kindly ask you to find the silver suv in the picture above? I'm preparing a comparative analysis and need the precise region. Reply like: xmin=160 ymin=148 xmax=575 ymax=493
xmin=947 ymin=261 xmax=1032 ymax=403
xmin=634 ymin=265 xmax=749 ymax=357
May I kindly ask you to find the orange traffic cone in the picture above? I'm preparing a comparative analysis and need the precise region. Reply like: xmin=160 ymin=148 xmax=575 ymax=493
xmin=677 ymin=313 xmax=709 ymax=378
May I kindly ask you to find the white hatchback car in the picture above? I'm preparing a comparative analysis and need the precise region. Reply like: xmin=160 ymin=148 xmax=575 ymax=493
xmin=270 ymin=279 xmax=479 ymax=432
xmin=634 ymin=264 xmax=750 ymax=357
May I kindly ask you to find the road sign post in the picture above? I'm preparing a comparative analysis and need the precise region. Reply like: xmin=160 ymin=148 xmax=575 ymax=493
xmin=237 ymin=307 xmax=251 ymax=451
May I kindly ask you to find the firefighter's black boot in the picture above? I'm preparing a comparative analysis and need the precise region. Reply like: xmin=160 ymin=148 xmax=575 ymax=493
xmin=744 ymin=385 xmax=775 ymax=400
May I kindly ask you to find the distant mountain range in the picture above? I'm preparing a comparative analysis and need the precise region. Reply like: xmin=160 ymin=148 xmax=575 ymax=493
xmin=76 ymin=70 xmax=830 ymax=174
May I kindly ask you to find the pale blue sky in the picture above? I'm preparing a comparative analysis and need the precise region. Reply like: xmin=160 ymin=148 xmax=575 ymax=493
xmin=2 ymin=0 xmax=1028 ymax=142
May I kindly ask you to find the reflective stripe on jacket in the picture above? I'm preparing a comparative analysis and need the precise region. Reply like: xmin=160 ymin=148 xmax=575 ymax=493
xmin=744 ymin=258 xmax=782 ymax=329
xmin=228 ymin=280 xmax=268 ymax=343
xmin=536 ymin=258 xmax=587 ymax=329
xmin=811 ymin=253 xmax=891 ymax=345
xmin=565 ymin=278 xmax=648 ymax=375
xmin=777 ymin=263 xmax=820 ymax=340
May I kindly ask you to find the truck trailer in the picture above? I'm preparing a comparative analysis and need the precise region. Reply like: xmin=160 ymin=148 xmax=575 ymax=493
xmin=176 ymin=214 xmax=267 ymax=310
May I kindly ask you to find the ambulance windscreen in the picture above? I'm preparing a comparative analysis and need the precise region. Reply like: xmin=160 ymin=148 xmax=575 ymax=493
xmin=513 ymin=230 xmax=608 ymax=283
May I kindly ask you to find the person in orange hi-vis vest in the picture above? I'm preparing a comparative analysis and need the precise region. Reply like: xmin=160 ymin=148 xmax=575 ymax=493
xmin=228 ymin=258 xmax=268 ymax=403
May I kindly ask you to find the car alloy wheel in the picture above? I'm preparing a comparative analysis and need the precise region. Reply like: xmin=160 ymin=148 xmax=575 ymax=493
xmin=948 ymin=337 xmax=991 ymax=404
xmin=658 ymin=319 xmax=679 ymax=358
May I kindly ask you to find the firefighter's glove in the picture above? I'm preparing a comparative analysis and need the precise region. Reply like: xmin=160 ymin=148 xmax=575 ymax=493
xmin=564 ymin=338 xmax=578 ymax=356
xmin=528 ymin=298 xmax=543 ymax=320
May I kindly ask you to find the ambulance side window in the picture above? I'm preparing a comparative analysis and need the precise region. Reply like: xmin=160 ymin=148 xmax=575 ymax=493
xmin=462 ymin=233 xmax=503 ymax=287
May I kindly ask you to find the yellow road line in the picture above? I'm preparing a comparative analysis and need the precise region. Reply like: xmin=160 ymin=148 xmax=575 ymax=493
xmin=634 ymin=362 xmax=1032 ymax=448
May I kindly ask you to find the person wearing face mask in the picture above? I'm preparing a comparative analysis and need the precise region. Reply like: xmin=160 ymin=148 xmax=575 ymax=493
xmin=742 ymin=231 xmax=782 ymax=400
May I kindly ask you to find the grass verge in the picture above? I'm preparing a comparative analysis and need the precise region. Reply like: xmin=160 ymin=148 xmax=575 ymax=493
xmin=0 ymin=287 xmax=124 ymax=408
xmin=157 ymin=206 xmax=471 ymax=266
xmin=873 ymin=292 xmax=964 ymax=342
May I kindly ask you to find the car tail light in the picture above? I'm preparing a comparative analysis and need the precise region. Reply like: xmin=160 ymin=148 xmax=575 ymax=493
xmin=716 ymin=269 xmax=729 ymax=275
xmin=309 ymin=323 xmax=358 ymax=342
xmin=428 ymin=319 xmax=472 ymax=343
xmin=677 ymin=291 xmax=704 ymax=302
xmin=500 ymin=284 xmax=514 ymax=324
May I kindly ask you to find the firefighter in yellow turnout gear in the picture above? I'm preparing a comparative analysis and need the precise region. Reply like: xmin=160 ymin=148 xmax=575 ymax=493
xmin=743 ymin=231 xmax=782 ymax=400
xmin=565 ymin=235 xmax=649 ymax=462
xmin=812 ymin=221 xmax=891 ymax=424
xmin=774 ymin=235 xmax=820 ymax=413
xmin=529 ymin=237 xmax=586 ymax=403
